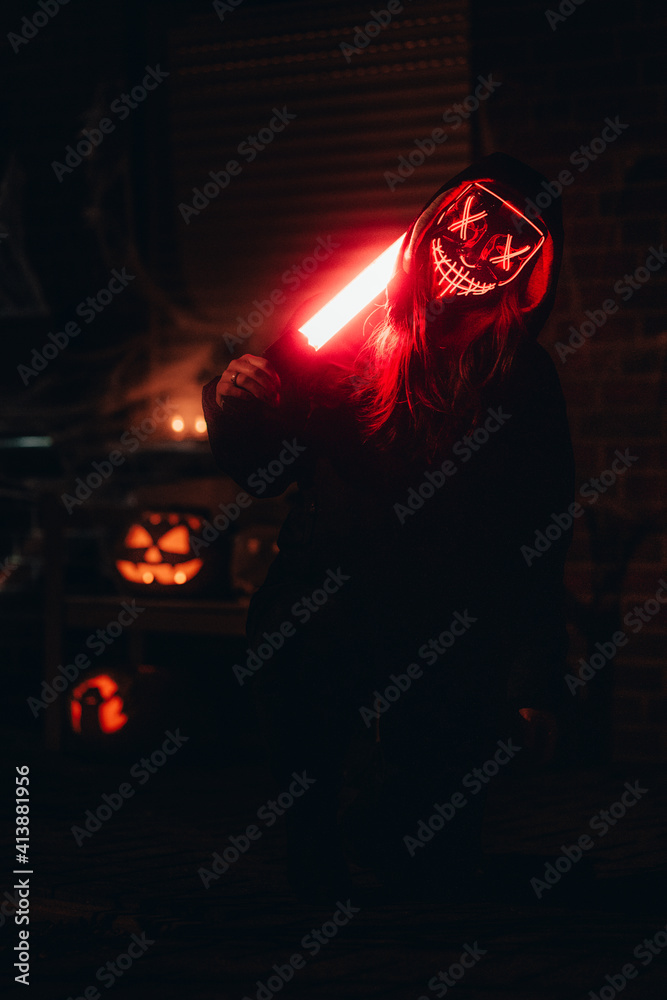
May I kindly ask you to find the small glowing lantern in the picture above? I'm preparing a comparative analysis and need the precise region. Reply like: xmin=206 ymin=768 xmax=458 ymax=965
xmin=70 ymin=673 xmax=128 ymax=737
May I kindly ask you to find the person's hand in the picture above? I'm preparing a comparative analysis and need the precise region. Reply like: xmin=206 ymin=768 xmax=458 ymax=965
xmin=215 ymin=355 xmax=281 ymax=409
xmin=517 ymin=707 xmax=558 ymax=765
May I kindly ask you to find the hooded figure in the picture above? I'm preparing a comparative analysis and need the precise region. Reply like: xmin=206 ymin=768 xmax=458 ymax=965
xmin=202 ymin=153 xmax=574 ymax=901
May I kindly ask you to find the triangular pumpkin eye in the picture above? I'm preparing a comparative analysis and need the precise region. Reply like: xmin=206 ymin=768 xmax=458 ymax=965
xmin=158 ymin=524 xmax=190 ymax=554
xmin=124 ymin=525 xmax=152 ymax=548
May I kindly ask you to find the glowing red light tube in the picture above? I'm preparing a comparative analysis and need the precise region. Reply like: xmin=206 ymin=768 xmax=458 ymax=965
xmin=298 ymin=232 xmax=406 ymax=350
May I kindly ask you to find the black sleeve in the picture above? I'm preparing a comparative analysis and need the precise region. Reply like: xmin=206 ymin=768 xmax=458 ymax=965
xmin=201 ymin=377 xmax=311 ymax=498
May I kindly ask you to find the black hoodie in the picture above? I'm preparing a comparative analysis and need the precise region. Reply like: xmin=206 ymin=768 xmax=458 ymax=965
xmin=202 ymin=153 xmax=574 ymax=716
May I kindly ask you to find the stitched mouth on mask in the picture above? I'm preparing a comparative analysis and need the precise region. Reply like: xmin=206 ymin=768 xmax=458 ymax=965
xmin=431 ymin=240 xmax=496 ymax=296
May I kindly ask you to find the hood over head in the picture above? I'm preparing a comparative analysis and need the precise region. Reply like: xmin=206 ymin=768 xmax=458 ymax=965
xmin=393 ymin=152 xmax=563 ymax=337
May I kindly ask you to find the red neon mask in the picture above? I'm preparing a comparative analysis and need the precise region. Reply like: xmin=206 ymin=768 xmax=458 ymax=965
xmin=428 ymin=181 xmax=545 ymax=298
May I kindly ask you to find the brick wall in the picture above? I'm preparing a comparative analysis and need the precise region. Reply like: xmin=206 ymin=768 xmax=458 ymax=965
xmin=471 ymin=0 xmax=667 ymax=760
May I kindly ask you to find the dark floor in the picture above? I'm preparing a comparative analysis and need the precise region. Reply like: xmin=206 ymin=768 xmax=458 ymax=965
xmin=3 ymin=726 xmax=667 ymax=1000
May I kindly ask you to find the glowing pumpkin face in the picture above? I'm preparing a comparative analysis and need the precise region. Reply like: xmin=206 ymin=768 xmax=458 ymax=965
xmin=428 ymin=181 xmax=545 ymax=298
xmin=115 ymin=511 xmax=204 ymax=589
xmin=70 ymin=674 xmax=128 ymax=735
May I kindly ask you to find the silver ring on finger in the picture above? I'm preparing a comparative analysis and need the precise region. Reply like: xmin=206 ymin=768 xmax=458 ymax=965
xmin=231 ymin=371 xmax=238 ymax=387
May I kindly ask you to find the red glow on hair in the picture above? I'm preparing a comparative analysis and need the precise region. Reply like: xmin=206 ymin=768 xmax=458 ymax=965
xmin=348 ymin=179 xmax=550 ymax=462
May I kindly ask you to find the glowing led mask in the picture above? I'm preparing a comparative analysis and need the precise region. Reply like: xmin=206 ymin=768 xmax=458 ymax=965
xmin=428 ymin=181 xmax=545 ymax=297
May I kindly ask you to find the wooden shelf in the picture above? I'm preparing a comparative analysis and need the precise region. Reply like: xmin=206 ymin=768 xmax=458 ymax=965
xmin=64 ymin=594 xmax=249 ymax=636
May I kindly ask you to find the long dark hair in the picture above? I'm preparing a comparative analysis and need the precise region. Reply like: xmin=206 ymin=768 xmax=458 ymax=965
xmin=346 ymin=241 xmax=530 ymax=464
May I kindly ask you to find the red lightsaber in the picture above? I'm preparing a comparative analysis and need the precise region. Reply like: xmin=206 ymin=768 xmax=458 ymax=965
xmin=263 ymin=231 xmax=406 ymax=392
xmin=297 ymin=232 xmax=406 ymax=350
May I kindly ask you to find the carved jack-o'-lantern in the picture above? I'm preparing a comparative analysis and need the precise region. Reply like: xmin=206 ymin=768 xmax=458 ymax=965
xmin=114 ymin=510 xmax=207 ymax=594
xmin=70 ymin=673 xmax=128 ymax=738
xmin=68 ymin=665 xmax=174 ymax=753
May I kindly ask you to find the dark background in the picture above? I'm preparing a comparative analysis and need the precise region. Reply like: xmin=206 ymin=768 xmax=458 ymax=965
xmin=1 ymin=1 xmax=666 ymax=997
